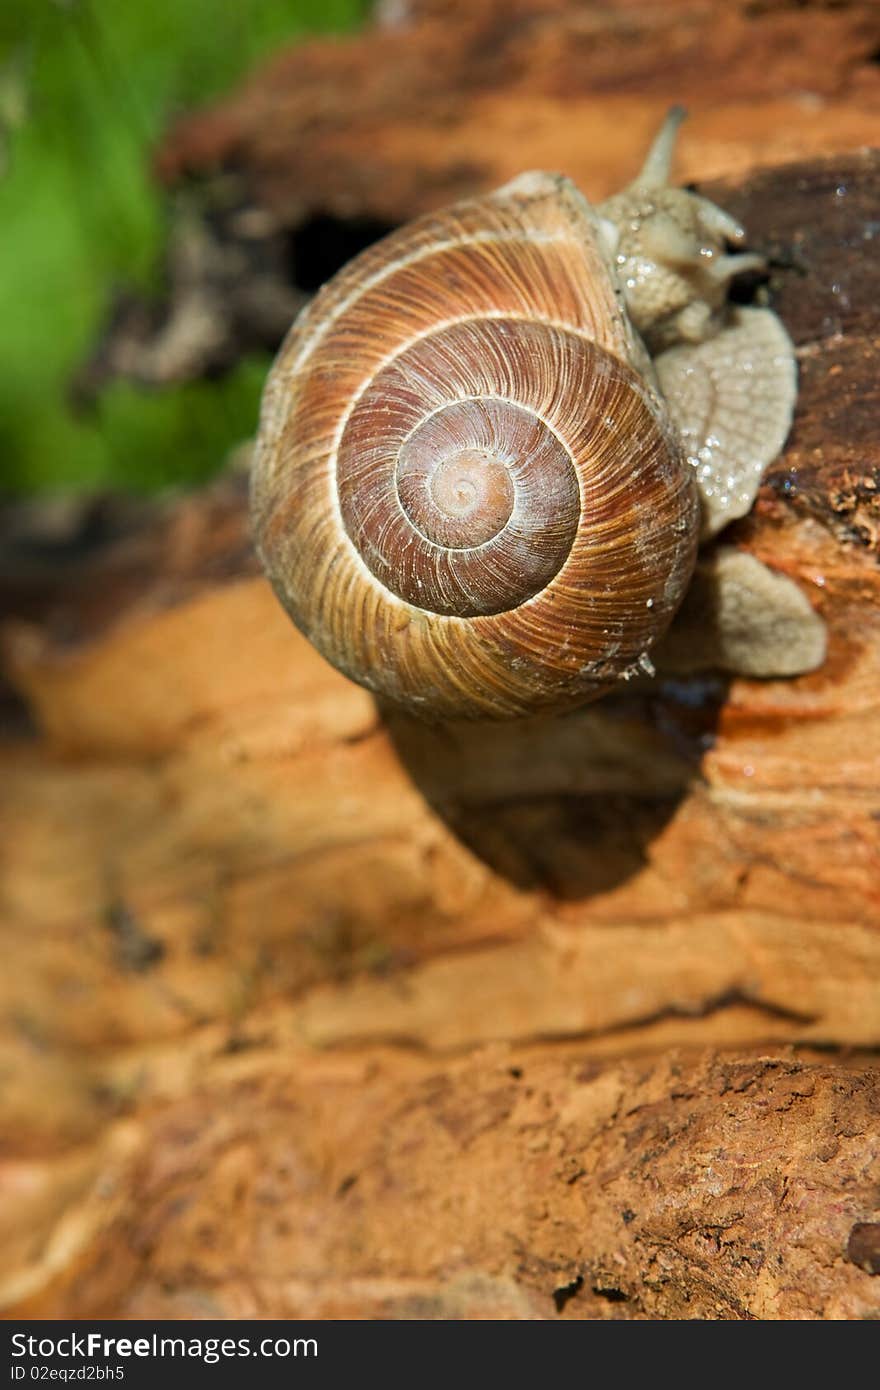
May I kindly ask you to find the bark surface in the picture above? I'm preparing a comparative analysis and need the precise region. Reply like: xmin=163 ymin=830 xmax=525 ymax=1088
xmin=1 ymin=0 xmax=878 ymax=1320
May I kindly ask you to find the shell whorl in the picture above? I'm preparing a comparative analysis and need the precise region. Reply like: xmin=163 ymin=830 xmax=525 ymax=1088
xmin=252 ymin=174 xmax=699 ymax=719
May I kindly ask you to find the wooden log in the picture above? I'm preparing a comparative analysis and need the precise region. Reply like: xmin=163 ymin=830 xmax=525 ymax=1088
xmin=161 ymin=0 xmax=880 ymax=225
xmin=1 ymin=0 xmax=879 ymax=1319
xmin=86 ymin=0 xmax=880 ymax=387
xmin=2 ymin=1046 xmax=879 ymax=1319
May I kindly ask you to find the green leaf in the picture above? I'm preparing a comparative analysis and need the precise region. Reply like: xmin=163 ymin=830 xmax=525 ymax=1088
xmin=0 ymin=0 xmax=370 ymax=495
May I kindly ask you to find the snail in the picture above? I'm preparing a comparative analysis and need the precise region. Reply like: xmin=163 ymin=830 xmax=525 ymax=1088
xmin=251 ymin=109 xmax=825 ymax=719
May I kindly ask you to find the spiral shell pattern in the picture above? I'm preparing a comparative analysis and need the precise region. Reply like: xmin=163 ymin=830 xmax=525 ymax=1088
xmin=252 ymin=173 xmax=699 ymax=718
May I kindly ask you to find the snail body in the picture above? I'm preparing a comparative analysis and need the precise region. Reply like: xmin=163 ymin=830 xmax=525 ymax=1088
xmin=252 ymin=112 xmax=820 ymax=719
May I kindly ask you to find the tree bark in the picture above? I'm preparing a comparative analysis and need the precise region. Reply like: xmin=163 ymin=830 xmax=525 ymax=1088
xmin=1 ymin=0 xmax=878 ymax=1320
xmin=3 ymin=1047 xmax=878 ymax=1320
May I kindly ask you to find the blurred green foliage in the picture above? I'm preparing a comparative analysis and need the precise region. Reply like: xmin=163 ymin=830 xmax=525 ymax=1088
xmin=0 ymin=0 xmax=370 ymax=496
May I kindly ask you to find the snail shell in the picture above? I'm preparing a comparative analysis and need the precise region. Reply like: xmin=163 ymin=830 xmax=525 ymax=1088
xmin=252 ymin=172 xmax=699 ymax=718
xmin=251 ymin=112 xmax=805 ymax=719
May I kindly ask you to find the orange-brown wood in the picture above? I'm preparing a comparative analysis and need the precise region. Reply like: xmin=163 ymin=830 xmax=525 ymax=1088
xmin=1 ymin=0 xmax=878 ymax=1319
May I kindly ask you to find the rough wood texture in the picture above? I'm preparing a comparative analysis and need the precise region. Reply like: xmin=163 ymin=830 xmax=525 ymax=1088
xmin=2 ymin=1048 xmax=878 ymax=1320
xmin=87 ymin=0 xmax=880 ymax=387
xmin=2 ymin=0 xmax=879 ymax=1320
xmin=160 ymin=0 xmax=880 ymax=222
